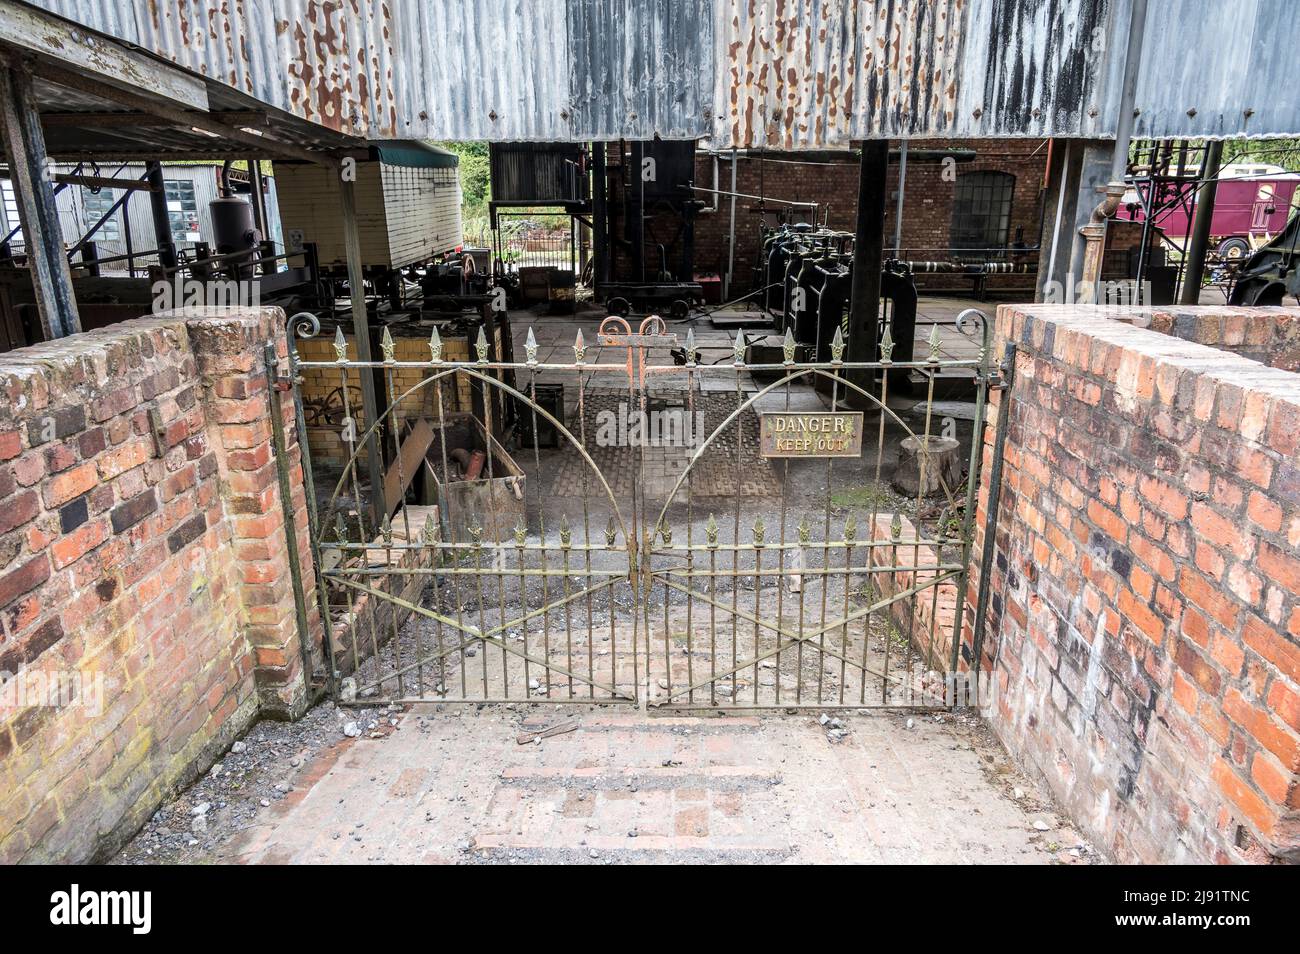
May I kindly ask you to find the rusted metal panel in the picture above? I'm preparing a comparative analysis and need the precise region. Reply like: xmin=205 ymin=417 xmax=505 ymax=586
xmin=567 ymin=0 xmax=714 ymax=140
xmin=22 ymin=0 xmax=1300 ymax=146
xmin=394 ymin=0 xmax=713 ymax=141
xmin=392 ymin=0 xmax=571 ymax=142
xmin=953 ymin=0 xmax=1114 ymax=140
xmin=29 ymin=0 xmax=403 ymax=137
xmin=712 ymin=0 xmax=1116 ymax=147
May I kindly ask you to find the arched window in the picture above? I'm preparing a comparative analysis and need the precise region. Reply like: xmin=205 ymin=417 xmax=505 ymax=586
xmin=950 ymin=171 xmax=1015 ymax=261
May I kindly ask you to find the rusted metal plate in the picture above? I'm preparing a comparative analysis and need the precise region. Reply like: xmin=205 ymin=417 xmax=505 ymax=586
xmin=759 ymin=411 xmax=864 ymax=458
xmin=24 ymin=0 xmax=1300 ymax=145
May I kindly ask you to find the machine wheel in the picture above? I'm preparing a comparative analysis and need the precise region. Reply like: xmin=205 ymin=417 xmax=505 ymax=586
xmin=669 ymin=299 xmax=690 ymax=319
xmin=1217 ymin=237 xmax=1251 ymax=261
xmin=1228 ymin=278 xmax=1285 ymax=306
xmin=607 ymin=296 xmax=631 ymax=317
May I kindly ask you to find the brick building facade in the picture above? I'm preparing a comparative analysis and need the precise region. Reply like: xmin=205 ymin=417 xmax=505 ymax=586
xmin=607 ymin=139 xmax=1050 ymax=298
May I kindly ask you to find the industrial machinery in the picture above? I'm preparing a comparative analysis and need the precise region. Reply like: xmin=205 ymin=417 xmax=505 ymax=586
xmin=1228 ymin=212 xmax=1300 ymax=305
xmin=755 ymin=222 xmax=918 ymax=367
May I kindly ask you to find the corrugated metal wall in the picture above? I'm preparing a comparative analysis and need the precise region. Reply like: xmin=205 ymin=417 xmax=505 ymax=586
xmin=1 ymin=164 xmax=283 ymax=268
xmin=25 ymin=0 xmax=1300 ymax=146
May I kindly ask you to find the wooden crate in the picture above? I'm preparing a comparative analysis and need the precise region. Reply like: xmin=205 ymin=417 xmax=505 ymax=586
xmin=425 ymin=413 xmax=525 ymax=544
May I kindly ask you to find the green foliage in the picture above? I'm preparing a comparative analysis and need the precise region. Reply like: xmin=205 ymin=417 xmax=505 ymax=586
xmin=434 ymin=141 xmax=490 ymax=220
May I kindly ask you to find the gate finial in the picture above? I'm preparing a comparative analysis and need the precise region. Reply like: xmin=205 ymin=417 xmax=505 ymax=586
xmin=879 ymin=325 xmax=895 ymax=363
xmin=524 ymin=327 xmax=538 ymax=365
xmin=429 ymin=326 xmax=443 ymax=363
xmin=333 ymin=326 xmax=348 ymax=363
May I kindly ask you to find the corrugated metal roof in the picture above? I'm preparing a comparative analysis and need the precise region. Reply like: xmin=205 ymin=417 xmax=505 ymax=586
xmin=1128 ymin=0 xmax=1299 ymax=140
xmin=31 ymin=0 xmax=403 ymax=137
xmin=20 ymin=0 xmax=1300 ymax=146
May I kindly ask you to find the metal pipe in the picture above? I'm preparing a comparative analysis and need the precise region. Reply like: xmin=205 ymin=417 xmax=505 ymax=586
xmin=725 ymin=150 xmax=738 ymax=300
xmin=591 ymin=142 xmax=608 ymax=286
xmin=1109 ymin=0 xmax=1148 ymax=185
xmin=339 ymin=176 xmax=387 ymax=524
xmin=892 ymin=139 xmax=908 ymax=256
xmin=1079 ymin=0 xmax=1148 ymax=292
xmin=970 ymin=343 xmax=1016 ymax=689
xmin=1044 ymin=140 xmax=1070 ymax=298
xmin=144 ymin=159 xmax=177 ymax=271
xmin=1179 ymin=139 xmax=1224 ymax=304
xmin=689 ymin=184 xmax=816 ymax=208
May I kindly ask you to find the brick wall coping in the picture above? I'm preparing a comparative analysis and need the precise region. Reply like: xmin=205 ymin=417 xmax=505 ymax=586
xmin=997 ymin=304 xmax=1300 ymax=405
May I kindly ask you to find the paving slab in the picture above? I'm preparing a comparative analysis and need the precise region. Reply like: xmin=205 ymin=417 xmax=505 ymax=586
xmin=214 ymin=706 xmax=1090 ymax=865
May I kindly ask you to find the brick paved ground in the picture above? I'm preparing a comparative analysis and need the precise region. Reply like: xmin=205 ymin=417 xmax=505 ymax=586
xmin=217 ymin=706 xmax=1087 ymax=864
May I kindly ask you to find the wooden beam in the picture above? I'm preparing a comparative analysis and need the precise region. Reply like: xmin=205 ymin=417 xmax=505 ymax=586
xmin=382 ymin=419 xmax=436 ymax=515
xmin=0 ymin=0 xmax=207 ymax=110
xmin=0 ymin=64 xmax=79 ymax=340
xmin=27 ymin=59 xmax=335 ymax=166
xmin=39 ymin=110 xmax=267 ymax=128
xmin=340 ymin=176 xmax=387 ymax=522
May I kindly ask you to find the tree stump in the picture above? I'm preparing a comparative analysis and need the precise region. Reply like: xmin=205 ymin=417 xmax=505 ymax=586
xmin=892 ymin=435 xmax=962 ymax=498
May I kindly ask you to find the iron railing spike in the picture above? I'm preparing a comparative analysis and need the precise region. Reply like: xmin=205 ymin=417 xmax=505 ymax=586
xmin=524 ymin=326 xmax=538 ymax=364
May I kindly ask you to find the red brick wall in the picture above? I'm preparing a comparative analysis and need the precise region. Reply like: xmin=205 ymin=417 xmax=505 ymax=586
xmin=607 ymin=140 xmax=1048 ymax=297
xmin=964 ymin=304 xmax=1300 ymax=863
xmin=0 ymin=308 xmax=320 ymax=862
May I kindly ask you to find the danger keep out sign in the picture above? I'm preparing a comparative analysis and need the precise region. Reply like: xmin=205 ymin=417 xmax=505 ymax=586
xmin=759 ymin=412 xmax=864 ymax=459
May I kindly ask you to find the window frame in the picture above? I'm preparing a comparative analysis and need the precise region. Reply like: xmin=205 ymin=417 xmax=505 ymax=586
xmin=950 ymin=170 xmax=1016 ymax=262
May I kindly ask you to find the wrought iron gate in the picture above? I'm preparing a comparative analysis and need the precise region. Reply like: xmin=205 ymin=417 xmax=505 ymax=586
xmin=285 ymin=308 xmax=1006 ymax=712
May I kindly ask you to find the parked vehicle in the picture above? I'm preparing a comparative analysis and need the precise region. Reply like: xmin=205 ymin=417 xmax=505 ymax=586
xmin=1119 ymin=163 xmax=1300 ymax=260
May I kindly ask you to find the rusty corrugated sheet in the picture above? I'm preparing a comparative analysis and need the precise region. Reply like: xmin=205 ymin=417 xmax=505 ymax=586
xmin=712 ymin=0 xmax=1119 ymax=147
xmin=393 ymin=0 xmax=712 ymax=141
xmin=30 ymin=0 xmax=404 ymax=137
xmin=22 ymin=0 xmax=1300 ymax=145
